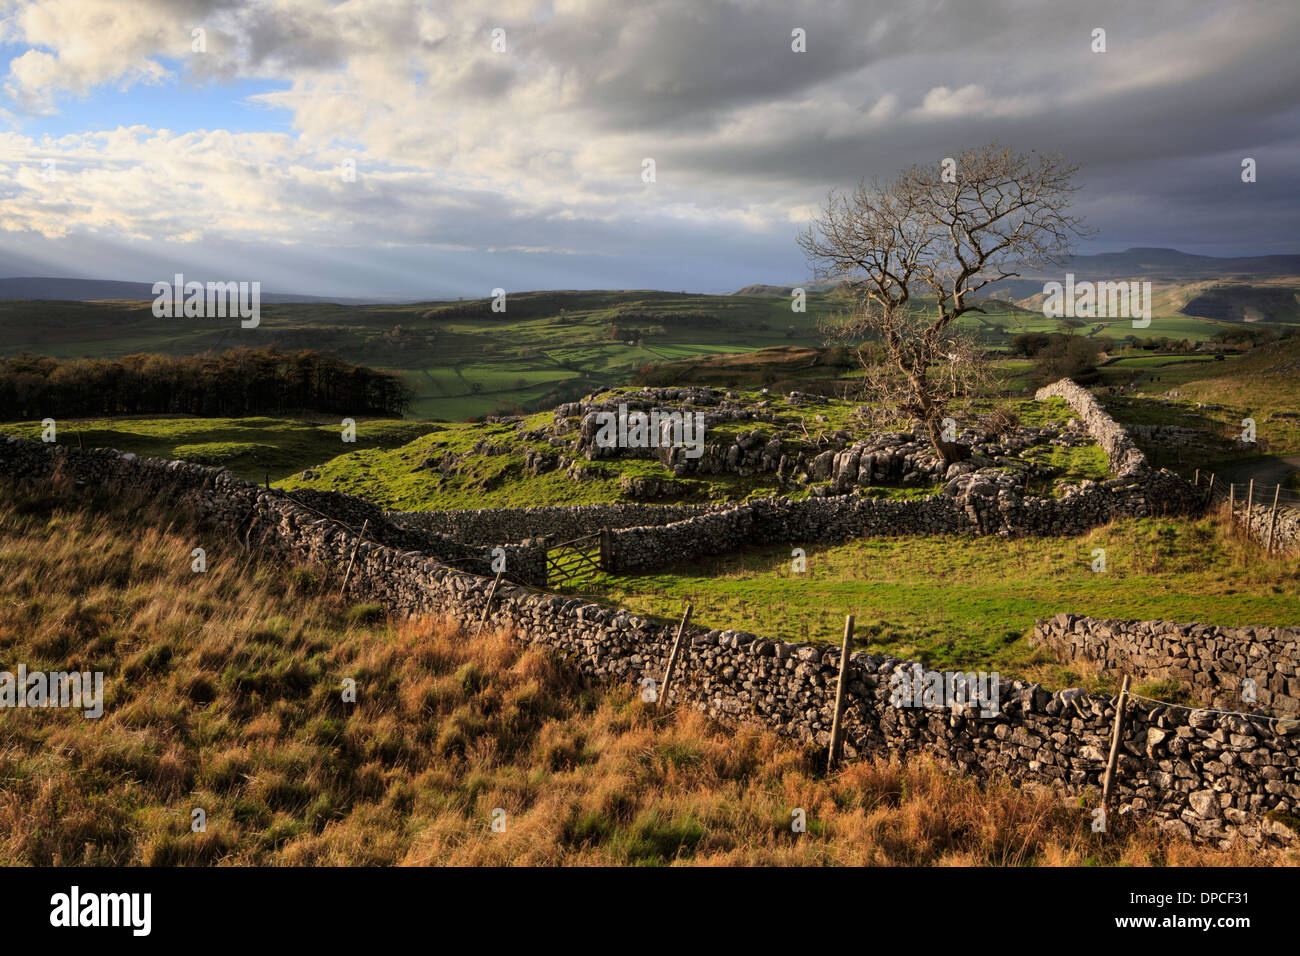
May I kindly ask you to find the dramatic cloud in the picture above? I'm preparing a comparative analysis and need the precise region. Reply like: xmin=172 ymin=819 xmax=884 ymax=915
xmin=1 ymin=0 xmax=1297 ymax=296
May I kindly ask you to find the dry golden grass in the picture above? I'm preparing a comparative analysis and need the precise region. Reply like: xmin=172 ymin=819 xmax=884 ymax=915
xmin=0 ymin=482 xmax=1291 ymax=866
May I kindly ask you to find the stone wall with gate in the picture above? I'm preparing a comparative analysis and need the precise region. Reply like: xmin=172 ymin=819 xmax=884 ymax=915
xmin=1 ymin=435 xmax=1294 ymax=850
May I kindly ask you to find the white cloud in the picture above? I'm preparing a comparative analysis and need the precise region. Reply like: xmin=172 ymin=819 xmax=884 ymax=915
xmin=0 ymin=0 xmax=1296 ymax=291
xmin=913 ymin=84 xmax=1042 ymax=120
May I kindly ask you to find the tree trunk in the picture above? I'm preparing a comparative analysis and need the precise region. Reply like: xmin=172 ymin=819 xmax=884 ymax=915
xmin=921 ymin=416 xmax=969 ymax=468
xmin=909 ymin=368 xmax=969 ymax=469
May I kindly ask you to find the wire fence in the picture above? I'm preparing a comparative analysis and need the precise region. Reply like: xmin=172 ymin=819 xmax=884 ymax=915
xmin=1204 ymin=481 xmax=1300 ymax=509
xmin=1191 ymin=469 xmax=1298 ymax=557
xmin=1125 ymin=691 xmax=1289 ymax=727
xmin=1195 ymin=470 xmax=1300 ymax=507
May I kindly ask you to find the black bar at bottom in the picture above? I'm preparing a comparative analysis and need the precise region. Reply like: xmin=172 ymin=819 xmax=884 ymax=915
xmin=5 ymin=864 xmax=1283 ymax=943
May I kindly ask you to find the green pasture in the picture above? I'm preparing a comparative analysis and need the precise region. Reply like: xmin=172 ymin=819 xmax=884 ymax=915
xmin=0 ymin=416 xmax=437 ymax=482
xmin=569 ymin=515 xmax=1300 ymax=695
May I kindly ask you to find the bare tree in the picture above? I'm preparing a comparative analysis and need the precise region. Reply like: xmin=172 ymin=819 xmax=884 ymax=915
xmin=798 ymin=144 xmax=1089 ymax=466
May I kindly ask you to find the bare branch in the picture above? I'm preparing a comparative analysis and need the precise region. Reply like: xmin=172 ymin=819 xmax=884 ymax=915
xmin=800 ymin=143 xmax=1090 ymax=466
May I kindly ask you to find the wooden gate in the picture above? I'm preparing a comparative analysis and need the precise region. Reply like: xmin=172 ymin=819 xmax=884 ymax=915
xmin=546 ymin=530 xmax=604 ymax=588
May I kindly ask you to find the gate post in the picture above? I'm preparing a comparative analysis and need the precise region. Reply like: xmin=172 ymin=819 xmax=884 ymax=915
xmin=1101 ymin=674 xmax=1131 ymax=816
xmin=599 ymin=526 xmax=614 ymax=574
xmin=1266 ymin=485 xmax=1281 ymax=554
xmin=827 ymin=615 xmax=855 ymax=772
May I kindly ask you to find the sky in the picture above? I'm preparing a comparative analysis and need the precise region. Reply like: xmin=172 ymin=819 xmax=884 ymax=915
xmin=0 ymin=0 xmax=1297 ymax=299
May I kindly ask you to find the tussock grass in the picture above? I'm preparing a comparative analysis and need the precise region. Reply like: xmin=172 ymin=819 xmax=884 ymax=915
xmin=0 ymin=484 xmax=1289 ymax=866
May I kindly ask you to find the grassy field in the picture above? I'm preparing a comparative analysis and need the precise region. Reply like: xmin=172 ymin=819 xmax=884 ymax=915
xmin=1102 ymin=337 xmax=1300 ymax=460
xmin=0 ymin=386 xmax=1110 ymax=511
xmin=1101 ymin=354 xmax=1221 ymax=372
xmin=0 ymin=416 xmax=437 ymax=482
xmin=4 ymin=288 xmax=1273 ymax=422
xmin=0 ymin=334 xmax=1285 ymax=507
xmin=957 ymin=309 xmax=1240 ymax=346
xmin=1011 ymin=275 xmax=1300 ymax=330
xmin=569 ymin=512 xmax=1300 ymax=698
xmin=272 ymin=391 xmax=1096 ymax=510
xmin=0 ymin=291 xmax=846 ymax=421
xmin=0 ymin=481 xmax=1277 ymax=866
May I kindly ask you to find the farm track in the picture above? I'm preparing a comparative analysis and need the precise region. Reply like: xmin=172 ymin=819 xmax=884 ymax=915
xmin=1214 ymin=454 xmax=1300 ymax=496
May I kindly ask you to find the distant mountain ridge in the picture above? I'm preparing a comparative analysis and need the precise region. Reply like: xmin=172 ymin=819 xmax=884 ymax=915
xmin=732 ymin=281 xmax=844 ymax=297
xmin=740 ymin=248 xmax=1300 ymax=297
xmin=0 ymin=277 xmax=402 ymax=305
xmin=7 ymin=248 xmax=1297 ymax=304
xmin=985 ymin=248 xmax=1300 ymax=299
xmin=1046 ymin=247 xmax=1300 ymax=276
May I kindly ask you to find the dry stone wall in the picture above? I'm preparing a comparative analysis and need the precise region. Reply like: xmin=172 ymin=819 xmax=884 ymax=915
xmin=1035 ymin=376 xmax=1300 ymax=557
xmin=1 ymin=435 xmax=1294 ymax=848
xmin=1033 ymin=614 xmax=1300 ymax=716
xmin=388 ymin=500 xmax=729 ymax=545
xmin=605 ymin=505 xmax=757 ymax=573
xmin=285 ymin=488 xmax=549 ymax=587
xmin=1234 ymin=499 xmax=1300 ymax=556
xmin=1035 ymin=378 xmax=1148 ymax=476
xmin=1 ymin=440 xmax=547 ymax=587
xmin=600 ymin=378 xmax=1202 ymax=574
xmin=477 ymin=592 xmax=1298 ymax=849
xmin=604 ymin=468 xmax=1202 ymax=574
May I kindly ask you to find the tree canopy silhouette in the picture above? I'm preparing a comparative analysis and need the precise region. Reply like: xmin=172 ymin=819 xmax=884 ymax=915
xmin=0 ymin=347 xmax=411 ymax=421
xmin=799 ymin=144 xmax=1090 ymax=465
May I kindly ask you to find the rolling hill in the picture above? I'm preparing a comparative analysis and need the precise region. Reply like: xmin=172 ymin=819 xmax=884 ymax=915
xmin=1 ymin=253 xmax=1297 ymax=422
xmin=0 ymin=277 xmax=389 ymax=305
xmin=982 ymin=249 xmax=1300 ymax=325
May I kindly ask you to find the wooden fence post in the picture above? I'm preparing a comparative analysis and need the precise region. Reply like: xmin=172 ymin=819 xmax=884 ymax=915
xmin=599 ymin=527 xmax=612 ymax=573
xmin=338 ymin=518 xmax=370 ymax=597
xmin=1228 ymin=483 xmax=1235 ymax=524
xmin=1246 ymin=478 xmax=1255 ymax=535
xmin=1193 ymin=468 xmax=1200 ymax=487
xmin=1205 ymin=472 xmax=1215 ymax=505
xmin=656 ymin=603 xmax=693 ymax=712
xmin=826 ymin=615 xmax=856 ymax=772
xmin=475 ymin=570 xmax=505 ymax=636
xmin=1100 ymin=674 xmax=1131 ymax=816
xmin=1266 ymin=485 xmax=1281 ymax=554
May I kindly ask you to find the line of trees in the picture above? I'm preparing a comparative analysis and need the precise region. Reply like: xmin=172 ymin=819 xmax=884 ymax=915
xmin=1213 ymin=326 xmax=1297 ymax=347
xmin=0 ymin=347 xmax=411 ymax=421
xmin=1011 ymin=332 xmax=1110 ymax=385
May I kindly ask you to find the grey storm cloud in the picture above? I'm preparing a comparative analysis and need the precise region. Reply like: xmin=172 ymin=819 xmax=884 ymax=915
xmin=2 ymin=0 xmax=1297 ymax=294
